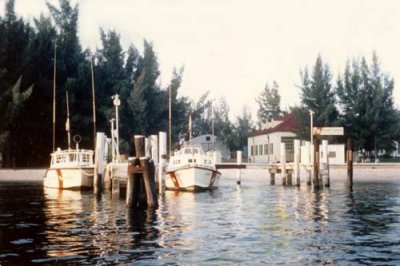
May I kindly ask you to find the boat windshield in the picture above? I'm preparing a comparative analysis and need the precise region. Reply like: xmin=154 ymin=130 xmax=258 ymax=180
xmin=181 ymin=146 xmax=203 ymax=155
xmin=51 ymin=149 xmax=94 ymax=166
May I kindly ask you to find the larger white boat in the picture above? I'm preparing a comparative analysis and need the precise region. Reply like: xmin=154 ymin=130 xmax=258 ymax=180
xmin=43 ymin=144 xmax=95 ymax=190
xmin=166 ymin=145 xmax=221 ymax=191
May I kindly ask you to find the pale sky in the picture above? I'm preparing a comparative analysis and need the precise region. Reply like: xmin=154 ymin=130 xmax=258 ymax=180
xmin=2 ymin=0 xmax=400 ymax=120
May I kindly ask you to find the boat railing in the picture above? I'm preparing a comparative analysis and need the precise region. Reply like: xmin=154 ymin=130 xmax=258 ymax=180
xmin=51 ymin=149 xmax=94 ymax=166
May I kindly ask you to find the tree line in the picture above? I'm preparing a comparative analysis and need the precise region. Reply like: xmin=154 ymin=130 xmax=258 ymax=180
xmin=0 ymin=0 xmax=252 ymax=167
xmin=257 ymin=54 xmax=400 ymax=159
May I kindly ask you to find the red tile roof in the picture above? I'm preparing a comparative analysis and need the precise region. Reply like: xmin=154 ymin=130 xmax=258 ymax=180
xmin=248 ymin=113 xmax=300 ymax=137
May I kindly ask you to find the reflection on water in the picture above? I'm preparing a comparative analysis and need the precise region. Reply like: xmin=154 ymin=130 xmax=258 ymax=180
xmin=0 ymin=177 xmax=400 ymax=264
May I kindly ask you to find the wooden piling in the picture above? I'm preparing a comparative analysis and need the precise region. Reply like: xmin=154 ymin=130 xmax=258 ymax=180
xmin=287 ymin=170 xmax=293 ymax=186
xmin=305 ymin=141 xmax=312 ymax=186
xmin=313 ymin=139 xmax=320 ymax=189
xmin=134 ymin=135 xmax=145 ymax=157
xmin=236 ymin=151 xmax=242 ymax=185
xmin=322 ymin=139 xmax=330 ymax=187
xmin=158 ymin=132 xmax=167 ymax=194
xmin=347 ymin=138 xmax=353 ymax=189
xmin=112 ymin=176 xmax=120 ymax=198
xmin=294 ymin=139 xmax=300 ymax=186
xmin=140 ymin=157 xmax=158 ymax=208
xmin=280 ymin=143 xmax=287 ymax=186
xmin=270 ymin=170 xmax=276 ymax=185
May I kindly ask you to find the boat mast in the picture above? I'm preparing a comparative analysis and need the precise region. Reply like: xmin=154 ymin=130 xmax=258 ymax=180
xmin=168 ymin=85 xmax=172 ymax=156
xmin=52 ymin=43 xmax=57 ymax=151
xmin=189 ymin=114 xmax=192 ymax=144
xmin=90 ymin=56 xmax=96 ymax=149
xmin=65 ymin=90 xmax=71 ymax=149
xmin=211 ymin=102 xmax=215 ymax=149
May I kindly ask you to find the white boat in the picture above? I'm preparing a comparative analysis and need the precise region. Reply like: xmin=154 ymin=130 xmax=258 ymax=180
xmin=43 ymin=145 xmax=95 ymax=190
xmin=166 ymin=145 xmax=221 ymax=191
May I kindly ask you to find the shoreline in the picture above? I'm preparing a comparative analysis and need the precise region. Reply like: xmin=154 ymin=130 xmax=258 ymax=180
xmin=0 ymin=166 xmax=399 ymax=182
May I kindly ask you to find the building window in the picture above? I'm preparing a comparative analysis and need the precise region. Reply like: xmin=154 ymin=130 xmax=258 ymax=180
xmin=259 ymin=144 xmax=263 ymax=155
xmin=255 ymin=145 xmax=258 ymax=156
xmin=206 ymin=136 xmax=211 ymax=141
xmin=328 ymin=151 xmax=336 ymax=158
xmin=251 ymin=146 xmax=253 ymax=156
xmin=269 ymin=143 xmax=273 ymax=155
xmin=264 ymin=144 xmax=268 ymax=155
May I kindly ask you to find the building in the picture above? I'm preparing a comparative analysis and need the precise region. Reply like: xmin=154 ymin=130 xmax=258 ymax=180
xmin=184 ymin=134 xmax=231 ymax=161
xmin=248 ymin=114 xmax=300 ymax=163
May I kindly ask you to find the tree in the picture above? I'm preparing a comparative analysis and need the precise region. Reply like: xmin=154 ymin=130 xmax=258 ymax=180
xmin=300 ymin=55 xmax=338 ymax=127
xmin=233 ymin=106 xmax=254 ymax=152
xmin=0 ymin=76 xmax=33 ymax=166
xmin=337 ymin=53 xmax=400 ymax=158
xmin=256 ymin=81 xmax=283 ymax=123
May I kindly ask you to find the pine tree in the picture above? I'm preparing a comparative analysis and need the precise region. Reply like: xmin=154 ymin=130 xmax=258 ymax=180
xmin=300 ymin=55 xmax=338 ymax=127
xmin=256 ymin=80 xmax=282 ymax=123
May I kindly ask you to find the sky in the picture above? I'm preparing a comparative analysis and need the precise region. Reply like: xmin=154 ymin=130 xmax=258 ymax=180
xmin=2 ymin=0 xmax=400 ymax=120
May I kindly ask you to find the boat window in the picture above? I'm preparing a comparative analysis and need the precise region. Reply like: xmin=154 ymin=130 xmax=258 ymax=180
xmin=184 ymin=148 xmax=191 ymax=154
xmin=188 ymin=159 xmax=193 ymax=163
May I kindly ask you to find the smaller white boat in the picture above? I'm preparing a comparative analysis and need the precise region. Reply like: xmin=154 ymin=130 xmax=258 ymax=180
xmin=43 ymin=143 xmax=95 ymax=190
xmin=166 ymin=145 xmax=221 ymax=191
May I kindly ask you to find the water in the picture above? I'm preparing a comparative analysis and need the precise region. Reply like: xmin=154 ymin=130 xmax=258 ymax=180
xmin=1 ymin=172 xmax=400 ymax=265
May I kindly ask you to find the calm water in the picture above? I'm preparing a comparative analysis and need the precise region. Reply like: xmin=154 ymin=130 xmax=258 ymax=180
xmin=1 ymin=173 xmax=400 ymax=265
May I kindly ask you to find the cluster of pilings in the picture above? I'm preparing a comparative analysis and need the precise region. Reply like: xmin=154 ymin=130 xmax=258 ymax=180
xmin=233 ymin=138 xmax=354 ymax=190
xmin=94 ymin=132 xmax=168 ymax=209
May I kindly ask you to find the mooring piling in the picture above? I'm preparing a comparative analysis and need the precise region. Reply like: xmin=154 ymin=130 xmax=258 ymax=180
xmin=313 ymin=138 xmax=320 ymax=189
xmin=280 ymin=143 xmax=287 ymax=185
xmin=347 ymin=138 xmax=353 ymax=190
xmin=322 ymin=139 xmax=330 ymax=187
xmin=294 ymin=139 xmax=300 ymax=186
xmin=158 ymin=132 xmax=167 ymax=194
xmin=236 ymin=150 xmax=242 ymax=185
xmin=305 ymin=141 xmax=312 ymax=186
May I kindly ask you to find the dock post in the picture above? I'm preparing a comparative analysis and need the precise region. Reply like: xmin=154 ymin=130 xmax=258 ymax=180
xmin=322 ymin=140 xmax=330 ymax=187
xmin=236 ymin=150 xmax=242 ymax=185
xmin=104 ymin=164 xmax=112 ymax=190
xmin=347 ymin=138 xmax=353 ymax=190
xmin=305 ymin=141 xmax=312 ymax=186
xmin=140 ymin=157 xmax=158 ymax=208
xmin=150 ymin=135 xmax=159 ymax=187
xmin=134 ymin=135 xmax=145 ymax=157
xmin=112 ymin=176 xmax=120 ymax=198
xmin=270 ymin=168 xmax=276 ymax=185
xmin=313 ymin=139 xmax=320 ymax=189
xmin=94 ymin=132 xmax=105 ymax=194
xmin=280 ymin=143 xmax=286 ymax=185
xmin=294 ymin=139 xmax=300 ymax=186
xmin=158 ymin=132 xmax=167 ymax=194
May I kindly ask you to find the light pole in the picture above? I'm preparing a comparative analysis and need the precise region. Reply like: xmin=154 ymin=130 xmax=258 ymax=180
xmin=267 ymin=135 xmax=270 ymax=163
xmin=309 ymin=110 xmax=314 ymax=144
xmin=112 ymin=94 xmax=120 ymax=162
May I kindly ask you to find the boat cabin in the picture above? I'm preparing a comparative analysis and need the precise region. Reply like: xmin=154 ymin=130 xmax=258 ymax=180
xmin=50 ymin=148 xmax=94 ymax=167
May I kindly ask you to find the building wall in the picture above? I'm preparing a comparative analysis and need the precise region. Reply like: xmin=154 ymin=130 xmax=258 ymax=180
xmin=300 ymin=144 xmax=345 ymax=164
xmin=247 ymin=132 xmax=297 ymax=163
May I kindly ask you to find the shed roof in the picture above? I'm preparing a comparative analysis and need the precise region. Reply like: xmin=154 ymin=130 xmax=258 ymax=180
xmin=249 ymin=113 xmax=300 ymax=137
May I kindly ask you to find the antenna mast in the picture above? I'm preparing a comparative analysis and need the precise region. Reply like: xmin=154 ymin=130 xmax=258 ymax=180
xmin=90 ymin=56 xmax=96 ymax=149
xmin=65 ymin=91 xmax=71 ymax=149
xmin=52 ymin=43 xmax=57 ymax=152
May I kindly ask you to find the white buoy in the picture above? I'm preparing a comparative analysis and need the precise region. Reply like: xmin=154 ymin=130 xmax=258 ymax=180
xmin=236 ymin=150 xmax=242 ymax=185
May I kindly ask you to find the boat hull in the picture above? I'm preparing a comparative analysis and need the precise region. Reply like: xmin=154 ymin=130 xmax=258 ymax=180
xmin=43 ymin=168 xmax=94 ymax=190
xmin=166 ymin=166 xmax=221 ymax=191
